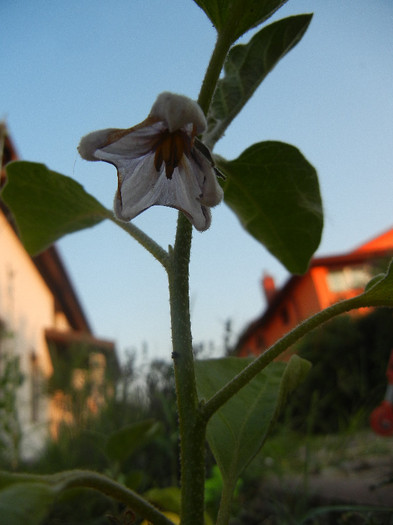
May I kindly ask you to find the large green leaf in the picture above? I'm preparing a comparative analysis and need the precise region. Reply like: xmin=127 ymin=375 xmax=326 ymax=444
xmin=217 ymin=141 xmax=323 ymax=273
xmin=105 ymin=419 xmax=162 ymax=463
xmin=205 ymin=14 xmax=313 ymax=148
xmin=193 ymin=0 xmax=289 ymax=43
xmin=1 ymin=161 xmax=111 ymax=255
xmin=196 ymin=355 xmax=310 ymax=488
xmin=0 ymin=482 xmax=57 ymax=525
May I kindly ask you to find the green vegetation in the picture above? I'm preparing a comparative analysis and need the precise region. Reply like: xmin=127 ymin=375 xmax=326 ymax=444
xmin=286 ymin=308 xmax=393 ymax=434
xmin=1 ymin=1 xmax=393 ymax=522
xmin=0 ymin=327 xmax=24 ymax=470
xmin=14 ymin=307 xmax=393 ymax=523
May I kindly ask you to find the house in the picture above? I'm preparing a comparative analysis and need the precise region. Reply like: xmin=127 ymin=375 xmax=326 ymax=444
xmin=0 ymin=125 xmax=118 ymax=461
xmin=236 ymin=228 xmax=393 ymax=358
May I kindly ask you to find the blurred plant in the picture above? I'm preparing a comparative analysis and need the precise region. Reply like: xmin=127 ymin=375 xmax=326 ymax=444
xmin=0 ymin=328 xmax=24 ymax=470
xmin=286 ymin=309 xmax=393 ymax=434
xmin=21 ymin=354 xmax=182 ymax=524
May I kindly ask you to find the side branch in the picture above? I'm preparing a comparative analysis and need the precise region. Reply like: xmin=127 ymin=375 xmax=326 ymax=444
xmin=111 ymin=215 xmax=170 ymax=270
xmin=201 ymin=294 xmax=367 ymax=421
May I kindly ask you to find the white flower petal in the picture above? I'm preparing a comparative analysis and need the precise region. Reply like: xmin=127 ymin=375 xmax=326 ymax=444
xmin=78 ymin=128 xmax=118 ymax=161
xmin=190 ymin=150 xmax=224 ymax=207
xmin=114 ymin=153 xmax=212 ymax=231
xmin=150 ymin=92 xmax=206 ymax=134
xmin=92 ymin=123 xmax=161 ymax=163
xmin=79 ymin=92 xmax=222 ymax=231
xmin=114 ymin=155 xmax=160 ymax=220
xmin=169 ymin=163 xmax=210 ymax=231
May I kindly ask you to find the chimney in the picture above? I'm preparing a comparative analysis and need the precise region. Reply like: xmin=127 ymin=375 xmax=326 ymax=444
xmin=262 ymin=273 xmax=276 ymax=304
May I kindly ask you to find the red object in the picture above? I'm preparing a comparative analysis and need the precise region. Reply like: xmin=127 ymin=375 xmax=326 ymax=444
xmin=370 ymin=401 xmax=393 ymax=436
xmin=370 ymin=350 xmax=393 ymax=436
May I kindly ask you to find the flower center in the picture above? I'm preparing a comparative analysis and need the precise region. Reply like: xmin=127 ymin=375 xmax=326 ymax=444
xmin=153 ymin=129 xmax=192 ymax=179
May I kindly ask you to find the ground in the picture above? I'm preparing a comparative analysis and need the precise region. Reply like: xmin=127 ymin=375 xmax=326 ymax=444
xmin=268 ymin=454 xmax=393 ymax=506
xmin=234 ymin=430 xmax=393 ymax=524
xmin=265 ymin=430 xmax=393 ymax=505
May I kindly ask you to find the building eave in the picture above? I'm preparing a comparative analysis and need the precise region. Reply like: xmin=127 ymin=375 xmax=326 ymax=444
xmin=45 ymin=328 xmax=120 ymax=375
xmin=33 ymin=247 xmax=91 ymax=332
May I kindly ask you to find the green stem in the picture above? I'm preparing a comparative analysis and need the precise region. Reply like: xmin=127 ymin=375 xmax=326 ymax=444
xmin=215 ymin=479 xmax=237 ymax=525
xmin=111 ymin=215 xmax=170 ymax=270
xmin=201 ymin=294 xmax=367 ymax=421
xmin=166 ymin=25 xmax=235 ymax=524
xmin=197 ymin=31 xmax=232 ymax=115
xmin=197 ymin=3 xmax=250 ymax=115
xmin=0 ymin=470 xmax=174 ymax=525
xmin=168 ymin=213 xmax=207 ymax=525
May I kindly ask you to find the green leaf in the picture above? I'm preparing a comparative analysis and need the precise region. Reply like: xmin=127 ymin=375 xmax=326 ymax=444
xmin=217 ymin=141 xmax=323 ymax=274
xmin=205 ymin=14 xmax=313 ymax=148
xmin=275 ymin=354 xmax=312 ymax=416
xmin=193 ymin=0 xmax=289 ymax=43
xmin=0 ymin=482 xmax=56 ymax=525
xmin=196 ymin=355 xmax=310 ymax=488
xmin=124 ymin=470 xmax=144 ymax=491
xmin=105 ymin=419 xmax=162 ymax=463
xmin=144 ymin=486 xmax=181 ymax=514
xmin=364 ymin=273 xmax=385 ymax=291
xmin=360 ymin=258 xmax=393 ymax=306
xmin=1 ymin=161 xmax=111 ymax=255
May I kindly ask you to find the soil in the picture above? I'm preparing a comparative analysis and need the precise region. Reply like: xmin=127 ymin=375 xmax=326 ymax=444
xmin=267 ymin=455 xmax=393 ymax=507
xmin=233 ymin=432 xmax=393 ymax=524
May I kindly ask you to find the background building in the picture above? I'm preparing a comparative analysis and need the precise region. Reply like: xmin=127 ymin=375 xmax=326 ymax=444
xmin=0 ymin=125 xmax=118 ymax=461
xmin=236 ymin=228 xmax=393 ymax=358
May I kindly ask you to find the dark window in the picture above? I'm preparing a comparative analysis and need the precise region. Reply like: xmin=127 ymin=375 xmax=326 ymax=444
xmin=280 ymin=307 xmax=289 ymax=325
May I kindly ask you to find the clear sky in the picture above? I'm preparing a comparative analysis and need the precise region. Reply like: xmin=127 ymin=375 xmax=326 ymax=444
xmin=1 ymin=1 xmax=393 ymax=364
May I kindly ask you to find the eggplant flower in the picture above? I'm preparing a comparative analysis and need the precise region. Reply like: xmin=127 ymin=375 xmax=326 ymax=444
xmin=78 ymin=92 xmax=223 ymax=231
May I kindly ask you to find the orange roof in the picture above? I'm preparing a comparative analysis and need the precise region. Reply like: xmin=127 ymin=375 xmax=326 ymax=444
xmin=353 ymin=227 xmax=393 ymax=253
xmin=235 ymin=227 xmax=393 ymax=353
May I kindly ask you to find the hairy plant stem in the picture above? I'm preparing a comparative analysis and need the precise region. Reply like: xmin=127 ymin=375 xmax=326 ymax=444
xmin=165 ymin=26 xmax=235 ymax=524
xmin=168 ymin=214 xmax=206 ymax=525
xmin=197 ymin=25 xmax=236 ymax=115
xmin=111 ymin=215 xmax=170 ymax=270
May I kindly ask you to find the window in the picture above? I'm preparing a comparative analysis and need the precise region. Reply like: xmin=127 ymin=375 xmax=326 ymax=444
xmin=327 ymin=266 xmax=371 ymax=293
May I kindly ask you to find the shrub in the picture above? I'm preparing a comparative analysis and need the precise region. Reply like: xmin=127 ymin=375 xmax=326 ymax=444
xmin=285 ymin=308 xmax=393 ymax=433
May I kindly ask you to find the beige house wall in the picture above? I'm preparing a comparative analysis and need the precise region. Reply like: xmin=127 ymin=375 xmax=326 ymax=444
xmin=0 ymin=209 xmax=72 ymax=459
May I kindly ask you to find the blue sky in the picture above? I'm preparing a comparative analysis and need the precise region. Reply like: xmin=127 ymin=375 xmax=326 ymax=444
xmin=1 ymin=1 xmax=393 ymax=363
